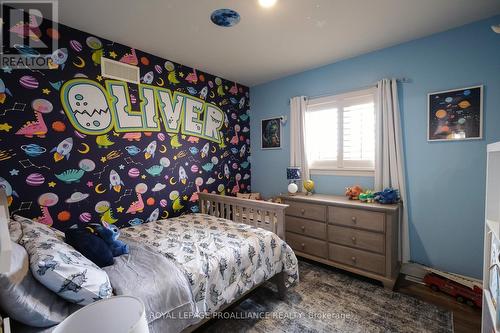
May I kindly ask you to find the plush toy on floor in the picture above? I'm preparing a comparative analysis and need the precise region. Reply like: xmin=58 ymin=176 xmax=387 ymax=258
xmin=374 ymin=188 xmax=400 ymax=204
xmin=95 ymin=222 xmax=129 ymax=257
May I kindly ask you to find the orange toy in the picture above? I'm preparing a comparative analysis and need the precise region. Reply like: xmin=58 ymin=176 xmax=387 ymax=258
xmin=345 ymin=185 xmax=363 ymax=200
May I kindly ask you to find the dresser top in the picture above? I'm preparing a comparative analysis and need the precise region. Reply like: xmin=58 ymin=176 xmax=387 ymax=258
xmin=279 ymin=193 xmax=400 ymax=212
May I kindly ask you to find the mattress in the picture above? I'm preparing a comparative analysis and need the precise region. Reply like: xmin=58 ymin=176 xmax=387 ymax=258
xmin=120 ymin=213 xmax=299 ymax=315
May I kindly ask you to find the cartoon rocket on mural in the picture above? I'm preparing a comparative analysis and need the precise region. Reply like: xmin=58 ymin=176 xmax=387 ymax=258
xmin=144 ymin=140 xmax=157 ymax=159
xmin=109 ymin=169 xmax=124 ymax=192
xmin=51 ymin=137 xmax=73 ymax=162
xmin=0 ymin=177 xmax=18 ymax=206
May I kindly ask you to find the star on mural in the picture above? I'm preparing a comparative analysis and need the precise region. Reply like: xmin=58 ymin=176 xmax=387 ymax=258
xmin=141 ymin=174 xmax=146 ymax=179
xmin=109 ymin=51 xmax=117 ymax=58
xmin=9 ymin=169 xmax=19 ymax=176
xmin=96 ymin=75 xmax=103 ymax=82
xmin=113 ymin=131 xmax=120 ymax=137
xmin=183 ymin=195 xmax=189 ymax=201
xmin=179 ymin=72 xmax=184 ymax=77
xmin=48 ymin=181 xmax=56 ymax=188
xmin=117 ymin=206 xmax=124 ymax=213
xmin=100 ymin=156 xmax=107 ymax=162
xmin=42 ymin=88 xmax=50 ymax=95
xmin=86 ymin=181 xmax=94 ymax=187
xmin=118 ymin=164 xmax=125 ymax=170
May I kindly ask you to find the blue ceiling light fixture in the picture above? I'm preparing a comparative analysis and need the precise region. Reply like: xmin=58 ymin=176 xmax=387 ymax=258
xmin=210 ymin=9 xmax=241 ymax=27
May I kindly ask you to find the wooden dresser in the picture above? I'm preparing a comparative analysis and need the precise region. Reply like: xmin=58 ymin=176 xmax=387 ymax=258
xmin=280 ymin=193 xmax=400 ymax=289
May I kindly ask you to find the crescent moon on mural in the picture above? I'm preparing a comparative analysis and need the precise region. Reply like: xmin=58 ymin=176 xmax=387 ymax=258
xmin=78 ymin=143 xmax=90 ymax=154
xmin=161 ymin=210 xmax=169 ymax=219
xmin=94 ymin=183 xmax=106 ymax=194
xmin=217 ymin=173 xmax=224 ymax=180
xmin=72 ymin=56 xmax=86 ymax=68
xmin=211 ymin=146 xmax=217 ymax=153
xmin=159 ymin=144 xmax=167 ymax=153
xmin=169 ymin=177 xmax=177 ymax=185
xmin=209 ymin=91 xmax=215 ymax=98
xmin=156 ymin=77 xmax=164 ymax=86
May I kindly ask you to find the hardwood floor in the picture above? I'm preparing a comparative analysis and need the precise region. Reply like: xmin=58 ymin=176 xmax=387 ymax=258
xmin=396 ymin=277 xmax=482 ymax=333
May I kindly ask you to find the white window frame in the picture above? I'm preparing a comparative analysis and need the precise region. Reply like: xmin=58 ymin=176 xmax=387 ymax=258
xmin=306 ymin=87 xmax=376 ymax=176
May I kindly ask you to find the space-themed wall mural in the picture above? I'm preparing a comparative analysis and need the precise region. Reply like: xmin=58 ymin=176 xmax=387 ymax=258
xmin=0 ymin=15 xmax=251 ymax=232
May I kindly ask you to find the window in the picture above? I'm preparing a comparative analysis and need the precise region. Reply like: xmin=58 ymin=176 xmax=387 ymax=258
xmin=305 ymin=88 xmax=376 ymax=175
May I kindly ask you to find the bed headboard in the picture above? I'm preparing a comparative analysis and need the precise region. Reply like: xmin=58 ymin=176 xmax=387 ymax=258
xmin=198 ymin=193 xmax=288 ymax=239
xmin=0 ymin=189 xmax=12 ymax=273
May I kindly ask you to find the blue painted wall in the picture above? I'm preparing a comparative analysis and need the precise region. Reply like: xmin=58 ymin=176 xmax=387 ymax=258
xmin=250 ymin=15 xmax=500 ymax=278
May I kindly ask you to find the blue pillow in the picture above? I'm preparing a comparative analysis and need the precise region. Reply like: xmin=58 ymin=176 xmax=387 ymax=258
xmin=65 ymin=225 xmax=114 ymax=268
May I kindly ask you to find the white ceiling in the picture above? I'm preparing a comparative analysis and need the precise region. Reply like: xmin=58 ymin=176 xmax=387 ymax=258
xmin=57 ymin=0 xmax=500 ymax=86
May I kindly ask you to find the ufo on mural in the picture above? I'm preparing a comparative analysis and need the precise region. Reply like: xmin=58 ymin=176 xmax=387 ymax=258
xmin=210 ymin=9 xmax=241 ymax=27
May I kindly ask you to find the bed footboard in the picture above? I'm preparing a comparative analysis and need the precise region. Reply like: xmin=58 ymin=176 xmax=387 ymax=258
xmin=198 ymin=193 xmax=288 ymax=239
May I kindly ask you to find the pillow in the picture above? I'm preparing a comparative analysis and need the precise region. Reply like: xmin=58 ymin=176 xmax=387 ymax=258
xmin=8 ymin=219 xmax=22 ymax=243
xmin=17 ymin=217 xmax=113 ymax=305
xmin=65 ymin=225 xmax=114 ymax=268
xmin=0 ymin=241 xmax=70 ymax=327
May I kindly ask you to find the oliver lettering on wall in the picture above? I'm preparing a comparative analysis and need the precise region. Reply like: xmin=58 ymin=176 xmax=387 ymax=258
xmin=61 ymin=79 xmax=225 ymax=143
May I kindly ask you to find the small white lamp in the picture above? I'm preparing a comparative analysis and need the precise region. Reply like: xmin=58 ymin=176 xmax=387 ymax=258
xmin=54 ymin=296 xmax=149 ymax=333
xmin=286 ymin=167 xmax=301 ymax=195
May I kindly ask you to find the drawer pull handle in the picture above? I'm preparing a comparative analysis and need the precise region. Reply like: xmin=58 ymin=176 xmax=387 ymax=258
xmin=300 ymin=226 xmax=305 ymax=232
xmin=301 ymin=243 xmax=305 ymax=249
xmin=351 ymin=216 xmax=357 ymax=223
xmin=351 ymin=236 xmax=356 ymax=243
xmin=300 ymin=209 xmax=305 ymax=215
xmin=351 ymin=256 xmax=357 ymax=263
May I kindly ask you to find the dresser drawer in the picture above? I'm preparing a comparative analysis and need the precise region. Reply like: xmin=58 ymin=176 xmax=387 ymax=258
xmin=328 ymin=225 xmax=385 ymax=254
xmin=328 ymin=206 xmax=385 ymax=232
xmin=286 ymin=216 xmax=326 ymax=240
xmin=329 ymin=244 xmax=385 ymax=275
xmin=286 ymin=232 xmax=328 ymax=258
xmin=285 ymin=201 xmax=326 ymax=221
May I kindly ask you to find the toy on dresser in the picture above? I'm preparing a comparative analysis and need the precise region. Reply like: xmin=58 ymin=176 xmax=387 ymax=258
xmin=374 ymin=188 xmax=400 ymax=204
xmin=359 ymin=190 xmax=375 ymax=203
xmin=345 ymin=185 xmax=363 ymax=200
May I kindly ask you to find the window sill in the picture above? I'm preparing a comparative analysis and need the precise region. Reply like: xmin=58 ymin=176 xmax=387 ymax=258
xmin=310 ymin=168 xmax=374 ymax=177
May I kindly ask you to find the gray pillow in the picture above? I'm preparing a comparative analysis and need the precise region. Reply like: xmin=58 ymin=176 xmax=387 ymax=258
xmin=0 ymin=241 xmax=70 ymax=327
xmin=8 ymin=219 xmax=22 ymax=243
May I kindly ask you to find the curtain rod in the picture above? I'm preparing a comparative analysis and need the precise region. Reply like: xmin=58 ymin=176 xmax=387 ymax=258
xmin=298 ymin=77 xmax=411 ymax=101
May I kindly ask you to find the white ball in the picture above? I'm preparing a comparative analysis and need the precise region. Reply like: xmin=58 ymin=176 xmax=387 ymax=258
xmin=288 ymin=183 xmax=298 ymax=194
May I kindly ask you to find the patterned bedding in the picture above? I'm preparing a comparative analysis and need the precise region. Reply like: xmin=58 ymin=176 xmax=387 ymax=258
xmin=120 ymin=213 xmax=299 ymax=314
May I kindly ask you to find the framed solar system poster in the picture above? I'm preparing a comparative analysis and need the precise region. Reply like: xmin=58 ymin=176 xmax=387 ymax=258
xmin=428 ymin=85 xmax=483 ymax=141
xmin=261 ymin=117 xmax=282 ymax=149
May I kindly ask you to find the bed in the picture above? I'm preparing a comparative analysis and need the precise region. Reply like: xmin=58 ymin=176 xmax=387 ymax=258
xmin=1 ymin=191 xmax=299 ymax=333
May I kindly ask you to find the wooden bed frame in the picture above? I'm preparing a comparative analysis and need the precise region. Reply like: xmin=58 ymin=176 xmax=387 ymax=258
xmin=198 ymin=192 xmax=288 ymax=239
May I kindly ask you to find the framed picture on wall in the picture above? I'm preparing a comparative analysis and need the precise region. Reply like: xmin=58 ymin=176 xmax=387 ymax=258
xmin=427 ymin=85 xmax=483 ymax=141
xmin=261 ymin=117 xmax=282 ymax=149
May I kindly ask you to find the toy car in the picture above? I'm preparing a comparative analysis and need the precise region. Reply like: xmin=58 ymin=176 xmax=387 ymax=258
xmin=423 ymin=271 xmax=482 ymax=307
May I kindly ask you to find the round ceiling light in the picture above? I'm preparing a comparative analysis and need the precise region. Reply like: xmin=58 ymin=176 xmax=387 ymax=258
xmin=210 ymin=9 xmax=241 ymax=27
xmin=258 ymin=0 xmax=277 ymax=8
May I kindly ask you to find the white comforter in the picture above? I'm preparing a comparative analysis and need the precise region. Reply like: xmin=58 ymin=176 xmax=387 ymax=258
xmin=120 ymin=213 xmax=299 ymax=317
